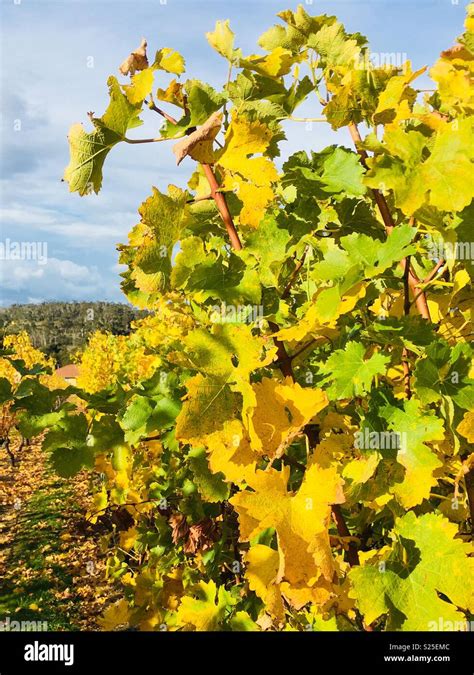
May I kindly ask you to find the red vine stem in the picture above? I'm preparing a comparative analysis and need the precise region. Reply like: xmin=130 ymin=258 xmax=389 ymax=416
xmin=201 ymin=164 xmax=243 ymax=251
xmin=200 ymin=165 xmax=294 ymax=378
xmin=422 ymin=258 xmax=446 ymax=284
xmin=147 ymin=105 xmax=244 ymax=252
xmin=146 ymin=99 xmax=179 ymax=125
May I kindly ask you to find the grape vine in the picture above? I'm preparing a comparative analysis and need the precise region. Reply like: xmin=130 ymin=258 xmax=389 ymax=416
xmin=8 ymin=4 xmax=474 ymax=631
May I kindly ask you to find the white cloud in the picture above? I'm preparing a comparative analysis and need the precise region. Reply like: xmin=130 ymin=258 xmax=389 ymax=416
xmin=0 ymin=256 xmax=121 ymax=305
xmin=0 ymin=204 xmax=137 ymax=245
xmin=1 ymin=206 xmax=57 ymax=227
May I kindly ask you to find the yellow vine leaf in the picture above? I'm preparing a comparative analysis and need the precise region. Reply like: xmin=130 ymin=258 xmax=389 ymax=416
xmin=457 ymin=411 xmax=474 ymax=443
xmin=175 ymin=374 xmax=242 ymax=446
xmin=204 ymin=420 xmax=259 ymax=484
xmin=369 ymin=289 xmax=404 ymax=320
xmin=206 ymin=20 xmax=238 ymax=61
xmin=231 ymin=464 xmax=345 ymax=585
xmin=231 ymin=179 xmax=276 ymax=229
xmin=250 ymin=377 xmax=328 ymax=456
xmin=245 ymin=544 xmax=285 ymax=620
xmin=119 ymin=527 xmax=138 ymax=551
xmin=276 ymin=282 xmax=366 ymax=343
xmin=176 ymin=324 xmax=277 ymax=431
xmin=176 ymin=580 xmax=231 ymax=631
xmin=430 ymin=40 xmax=474 ymax=115
xmin=239 ymin=46 xmax=294 ymax=77
xmin=427 ymin=270 xmax=472 ymax=341
xmin=280 ymin=579 xmax=334 ymax=611
xmin=373 ymin=62 xmax=426 ymax=126
xmin=217 ymin=114 xmax=279 ymax=228
xmin=137 ymin=610 xmax=166 ymax=631
xmin=311 ymin=433 xmax=353 ymax=469
xmin=343 ymin=453 xmax=380 ymax=485
xmin=98 ymin=599 xmax=130 ymax=630
xmin=123 ymin=67 xmax=154 ymax=104
xmin=153 ymin=47 xmax=186 ymax=75
xmin=156 ymin=79 xmax=185 ymax=108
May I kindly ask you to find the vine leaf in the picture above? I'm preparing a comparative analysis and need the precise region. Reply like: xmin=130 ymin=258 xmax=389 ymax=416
xmin=119 ymin=37 xmax=148 ymax=76
xmin=153 ymin=47 xmax=186 ymax=74
xmin=123 ymin=68 xmax=155 ymax=104
xmin=250 ymin=377 xmax=328 ymax=456
xmin=306 ymin=19 xmax=362 ymax=68
xmin=349 ymin=512 xmax=474 ymax=630
xmin=206 ymin=20 xmax=241 ymax=61
xmin=63 ymin=76 xmax=142 ymax=195
xmin=231 ymin=464 xmax=345 ymax=586
xmin=320 ymin=341 xmax=389 ymax=399
xmin=245 ymin=544 xmax=285 ymax=620
xmin=217 ymin=114 xmax=279 ymax=228
xmin=365 ymin=120 xmax=474 ymax=215
xmin=457 ymin=411 xmax=474 ymax=443
xmin=413 ymin=340 xmax=474 ymax=410
xmin=119 ymin=185 xmax=191 ymax=298
xmin=172 ymin=111 xmax=222 ymax=165
xmin=381 ymin=399 xmax=444 ymax=508
xmin=177 ymin=580 xmax=234 ymax=631
xmin=188 ymin=446 xmax=230 ymax=502
xmin=200 ymin=420 xmax=260 ymax=485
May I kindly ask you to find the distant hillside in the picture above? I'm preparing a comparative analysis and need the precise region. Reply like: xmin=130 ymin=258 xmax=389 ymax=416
xmin=0 ymin=302 xmax=147 ymax=365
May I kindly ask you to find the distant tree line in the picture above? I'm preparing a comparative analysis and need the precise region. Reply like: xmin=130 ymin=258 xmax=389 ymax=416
xmin=0 ymin=302 xmax=146 ymax=365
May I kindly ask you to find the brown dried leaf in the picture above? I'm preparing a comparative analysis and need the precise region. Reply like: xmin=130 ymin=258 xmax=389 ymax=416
xmin=119 ymin=38 xmax=149 ymax=77
xmin=440 ymin=43 xmax=471 ymax=60
xmin=169 ymin=513 xmax=189 ymax=545
xmin=184 ymin=518 xmax=219 ymax=554
xmin=172 ymin=112 xmax=222 ymax=165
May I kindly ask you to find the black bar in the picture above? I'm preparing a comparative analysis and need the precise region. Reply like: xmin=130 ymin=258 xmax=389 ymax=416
xmin=0 ymin=631 xmax=471 ymax=673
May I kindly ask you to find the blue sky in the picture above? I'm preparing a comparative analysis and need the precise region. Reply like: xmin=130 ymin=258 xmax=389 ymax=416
xmin=0 ymin=0 xmax=467 ymax=306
